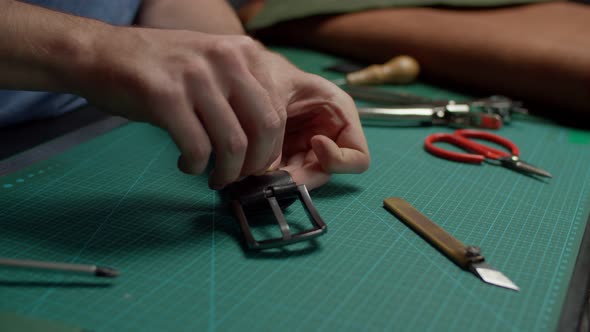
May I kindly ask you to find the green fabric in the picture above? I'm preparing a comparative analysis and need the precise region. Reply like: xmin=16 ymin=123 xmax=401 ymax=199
xmin=569 ymin=129 xmax=590 ymax=144
xmin=247 ymin=0 xmax=551 ymax=30
xmin=1 ymin=47 xmax=589 ymax=331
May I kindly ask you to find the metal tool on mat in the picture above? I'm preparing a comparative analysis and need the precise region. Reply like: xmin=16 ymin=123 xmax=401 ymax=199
xmin=0 ymin=257 xmax=119 ymax=278
xmin=358 ymin=101 xmax=503 ymax=129
xmin=343 ymin=85 xmax=433 ymax=105
xmin=383 ymin=197 xmax=520 ymax=291
xmin=343 ymin=85 xmax=527 ymax=126
xmin=424 ymin=129 xmax=552 ymax=178
xmin=469 ymin=95 xmax=528 ymax=123
xmin=332 ymin=55 xmax=420 ymax=86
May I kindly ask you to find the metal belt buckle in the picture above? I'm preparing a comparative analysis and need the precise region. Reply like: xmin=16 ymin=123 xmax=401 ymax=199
xmin=227 ymin=170 xmax=327 ymax=250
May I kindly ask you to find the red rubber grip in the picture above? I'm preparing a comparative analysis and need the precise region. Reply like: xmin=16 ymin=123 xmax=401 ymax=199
xmin=424 ymin=130 xmax=520 ymax=163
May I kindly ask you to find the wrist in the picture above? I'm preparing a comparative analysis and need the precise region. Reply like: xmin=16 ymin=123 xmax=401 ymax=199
xmin=0 ymin=1 xmax=114 ymax=93
xmin=53 ymin=21 xmax=116 ymax=94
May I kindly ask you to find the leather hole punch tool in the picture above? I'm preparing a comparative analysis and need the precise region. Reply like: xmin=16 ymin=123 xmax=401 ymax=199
xmin=226 ymin=170 xmax=327 ymax=250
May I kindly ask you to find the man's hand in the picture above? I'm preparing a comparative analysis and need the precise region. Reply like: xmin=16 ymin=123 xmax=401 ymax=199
xmin=0 ymin=0 xmax=369 ymax=190
xmin=278 ymin=73 xmax=370 ymax=189
xmin=75 ymin=27 xmax=369 ymax=190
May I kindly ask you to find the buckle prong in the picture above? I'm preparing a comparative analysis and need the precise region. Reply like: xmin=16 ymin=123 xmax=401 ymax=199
xmin=268 ymin=196 xmax=292 ymax=240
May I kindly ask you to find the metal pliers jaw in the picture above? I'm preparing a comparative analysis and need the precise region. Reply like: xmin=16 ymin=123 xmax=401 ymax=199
xmin=226 ymin=170 xmax=327 ymax=250
xmin=344 ymin=85 xmax=526 ymax=129
xmin=431 ymin=102 xmax=503 ymax=129
xmin=469 ymin=95 xmax=528 ymax=123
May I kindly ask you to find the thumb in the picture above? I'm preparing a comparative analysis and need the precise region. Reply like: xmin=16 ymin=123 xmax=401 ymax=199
xmin=311 ymin=135 xmax=370 ymax=174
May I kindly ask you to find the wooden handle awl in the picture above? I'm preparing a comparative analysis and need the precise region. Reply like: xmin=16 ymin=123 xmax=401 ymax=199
xmin=383 ymin=197 xmax=482 ymax=269
xmin=346 ymin=55 xmax=420 ymax=85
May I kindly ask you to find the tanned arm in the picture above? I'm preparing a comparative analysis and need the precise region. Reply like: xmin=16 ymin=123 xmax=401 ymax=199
xmin=137 ymin=0 xmax=245 ymax=34
xmin=0 ymin=0 xmax=107 ymax=92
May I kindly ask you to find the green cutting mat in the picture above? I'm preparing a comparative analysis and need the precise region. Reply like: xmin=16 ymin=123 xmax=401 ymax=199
xmin=1 ymin=48 xmax=590 ymax=332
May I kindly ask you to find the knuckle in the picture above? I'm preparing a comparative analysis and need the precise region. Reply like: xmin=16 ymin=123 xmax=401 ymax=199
xmin=185 ymin=57 xmax=214 ymax=86
xmin=208 ymin=39 xmax=241 ymax=63
xmin=186 ymin=56 xmax=207 ymax=72
xmin=259 ymin=110 xmax=283 ymax=134
xmin=208 ymin=36 xmax=260 ymax=64
xmin=224 ymin=131 xmax=248 ymax=156
xmin=189 ymin=144 xmax=212 ymax=163
xmin=210 ymin=39 xmax=235 ymax=56
xmin=134 ymin=70 xmax=171 ymax=99
xmin=234 ymin=35 xmax=259 ymax=52
xmin=207 ymin=40 xmax=250 ymax=77
xmin=154 ymin=82 xmax=181 ymax=102
xmin=180 ymin=145 xmax=211 ymax=175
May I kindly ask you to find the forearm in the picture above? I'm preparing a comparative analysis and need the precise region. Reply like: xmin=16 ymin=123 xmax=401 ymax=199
xmin=137 ymin=0 xmax=245 ymax=34
xmin=0 ymin=0 xmax=107 ymax=92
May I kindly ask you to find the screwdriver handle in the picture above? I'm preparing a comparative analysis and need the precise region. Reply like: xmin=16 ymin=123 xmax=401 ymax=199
xmin=346 ymin=55 xmax=420 ymax=85
xmin=383 ymin=197 xmax=482 ymax=269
